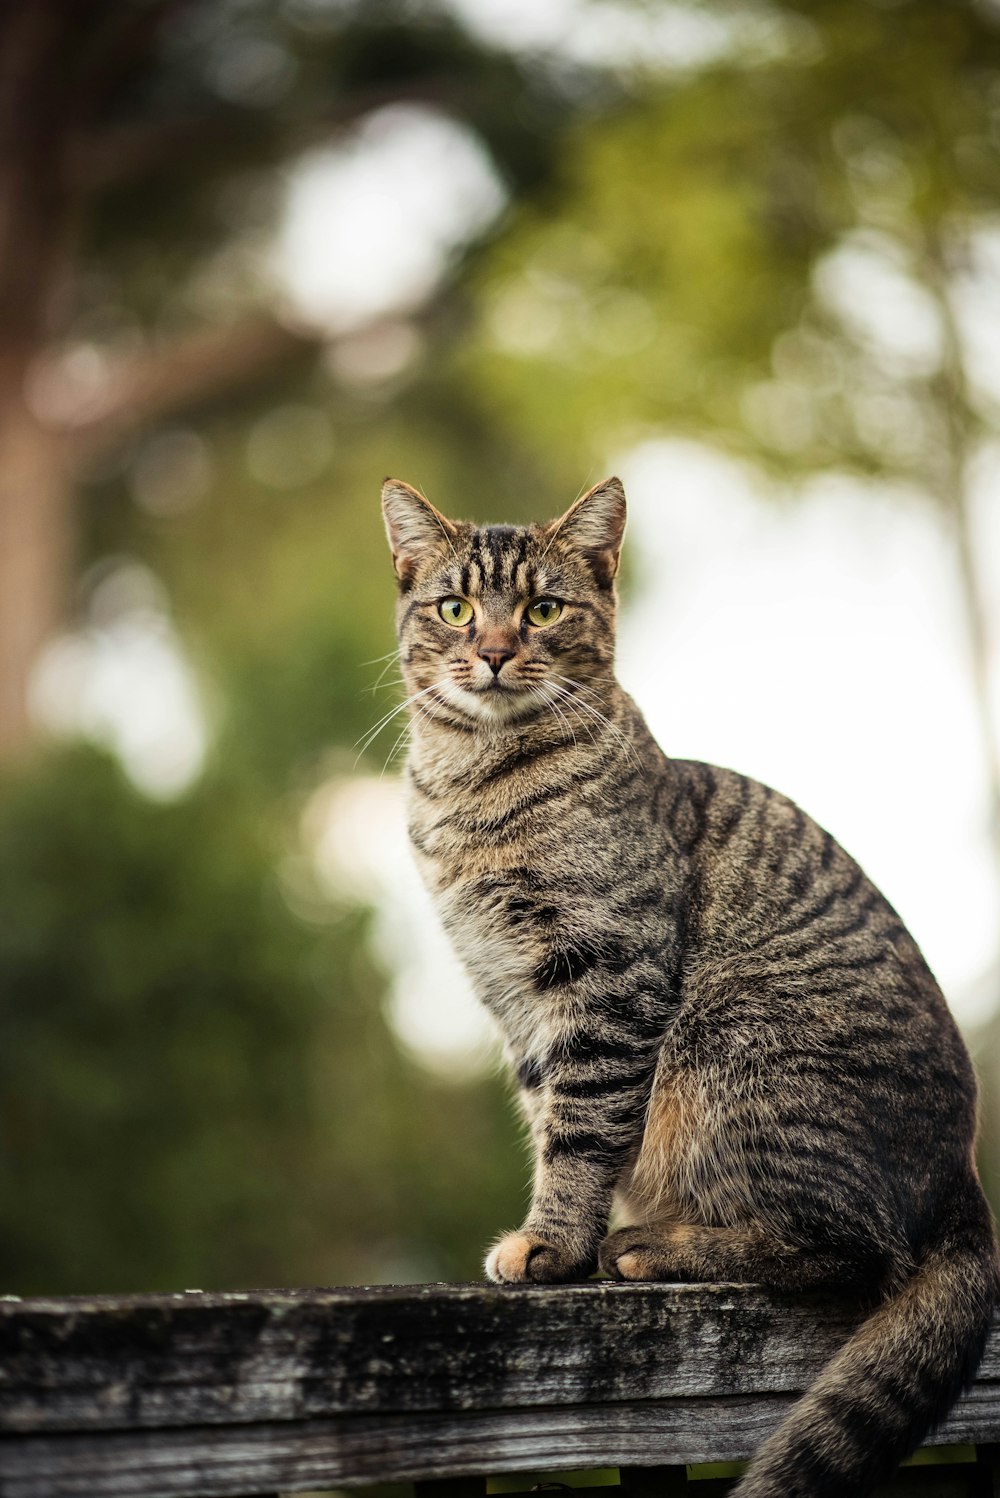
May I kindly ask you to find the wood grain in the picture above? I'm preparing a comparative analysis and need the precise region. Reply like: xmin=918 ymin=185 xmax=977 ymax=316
xmin=0 ymin=1283 xmax=998 ymax=1497
xmin=0 ymin=1282 xmax=881 ymax=1433
xmin=5 ymin=1390 xmax=1000 ymax=1498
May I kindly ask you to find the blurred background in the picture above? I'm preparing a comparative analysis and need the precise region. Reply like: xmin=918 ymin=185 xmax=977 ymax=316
xmin=2 ymin=0 xmax=1000 ymax=1296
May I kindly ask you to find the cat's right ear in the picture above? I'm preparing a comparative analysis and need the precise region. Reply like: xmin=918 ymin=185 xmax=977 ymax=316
xmin=544 ymin=477 xmax=626 ymax=588
xmin=381 ymin=479 xmax=456 ymax=587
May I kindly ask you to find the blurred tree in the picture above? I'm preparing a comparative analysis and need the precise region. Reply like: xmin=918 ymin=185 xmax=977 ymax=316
xmin=0 ymin=0 xmax=613 ymax=1294
xmin=469 ymin=0 xmax=1000 ymax=878
xmin=0 ymin=0 xmax=592 ymax=759
xmin=10 ymin=0 xmax=1000 ymax=1295
xmin=0 ymin=745 xmax=527 ymax=1292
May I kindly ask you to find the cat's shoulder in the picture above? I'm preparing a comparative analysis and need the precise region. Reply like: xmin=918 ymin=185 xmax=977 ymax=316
xmin=666 ymin=754 xmax=790 ymax=808
xmin=663 ymin=755 xmax=849 ymax=861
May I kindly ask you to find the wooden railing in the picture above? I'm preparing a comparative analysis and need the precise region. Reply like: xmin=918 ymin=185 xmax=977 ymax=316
xmin=1 ymin=1282 xmax=999 ymax=1497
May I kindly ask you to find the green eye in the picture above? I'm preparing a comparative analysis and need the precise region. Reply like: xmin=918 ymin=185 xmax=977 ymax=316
xmin=526 ymin=598 xmax=563 ymax=627
xmin=438 ymin=596 xmax=473 ymax=627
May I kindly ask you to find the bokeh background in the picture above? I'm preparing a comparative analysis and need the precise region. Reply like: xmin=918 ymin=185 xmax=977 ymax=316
xmin=3 ymin=0 xmax=1000 ymax=1296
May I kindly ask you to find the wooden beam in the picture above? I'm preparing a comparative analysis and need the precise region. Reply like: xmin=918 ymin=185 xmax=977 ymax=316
xmin=1 ymin=1283 xmax=998 ymax=1498
xmin=0 ymin=1282 xmax=884 ymax=1432
xmin=5 ymin=1395 xmax=1000 ymax=1498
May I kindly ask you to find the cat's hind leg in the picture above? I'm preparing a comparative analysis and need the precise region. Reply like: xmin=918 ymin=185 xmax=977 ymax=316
xmin=598 ymin=1220 xmax=890 ymax=1293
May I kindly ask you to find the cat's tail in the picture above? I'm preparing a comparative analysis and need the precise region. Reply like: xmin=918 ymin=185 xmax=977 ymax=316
xmin=735 ymin=1172 xmax=999 ymax=1498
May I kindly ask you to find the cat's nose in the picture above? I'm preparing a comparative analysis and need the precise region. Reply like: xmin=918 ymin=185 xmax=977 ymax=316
xmin=479 ymin=646 xmax=515 ymax=677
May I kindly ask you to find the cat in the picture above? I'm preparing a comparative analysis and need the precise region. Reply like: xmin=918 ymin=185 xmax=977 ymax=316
xmin=381 ymin=473 xmax=999 ymax=1498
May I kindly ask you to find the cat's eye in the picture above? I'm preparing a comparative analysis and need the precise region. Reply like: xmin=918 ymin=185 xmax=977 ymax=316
xmin=438 ymin=596 xmax=474 ymax=627
xmin=526 ymin=598 xmax=563 ymax=627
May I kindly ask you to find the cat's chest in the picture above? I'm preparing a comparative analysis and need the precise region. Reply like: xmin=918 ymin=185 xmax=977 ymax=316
xmin=406 ymin=789 xmax=578 ymax=1047
xmin=405 ymin=762 xmax=566 ymax=891
xmin=442 ymin=889 xmax=555 ymax=1047
xmin=420 ymin=842 xmax=560 ymax=1040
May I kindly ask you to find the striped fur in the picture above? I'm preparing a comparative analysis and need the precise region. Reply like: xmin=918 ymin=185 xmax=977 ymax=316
xmin=381 ymin=475 xmax=999 ymax=1496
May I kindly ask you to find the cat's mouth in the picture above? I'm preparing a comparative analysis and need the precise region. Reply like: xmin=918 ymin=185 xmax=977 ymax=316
xmin=439 ymin=677 xmax=542 ymax=723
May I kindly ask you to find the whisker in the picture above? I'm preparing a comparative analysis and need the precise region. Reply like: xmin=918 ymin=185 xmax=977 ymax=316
xmin=380 ymin=727 xmax=411 ymax=777
xmin=369 ymin=658 xmax=404 ymax=693
xmin=365 ymin=672 xmax=405 ymax=700
xmin=360 ymin=648 xmax=402 ymax=668
xmin=551 ymin=673 xmax=617 ymax=710
xmin=556 ymin=693 xmax=633 ymax=753
xmin=356 ymin=698 xmax=412 ymax=750
xmin=530 ymin=683 xmax=579 ymax=751
xmin=553 ymin=671 xmax=617 ymax=699
xmin=542 ymin=684 xmax=602 ymax=750
xmin=380 ymin=703 xmax=426 ymax=777
xmin=539 ymin=679 xmax=602 ymax=746
xmin=358 ymin=647 xmax=405 ymax=697
xmin=379 ymin=692 xmax=443 ymax=777
xmin=544 ymin=678 xmax=640 ymax=766
xmin=368 ymin=672 xmax=406 ymax=696
xmin=355 ymin=682 xmax=441 ymax=761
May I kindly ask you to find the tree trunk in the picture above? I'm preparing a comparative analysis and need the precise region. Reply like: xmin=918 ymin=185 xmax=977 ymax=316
xmin=0 ymin=371 xmax=74 ymax=761
xmin=0 ymin=5 xmax=82 ymax=760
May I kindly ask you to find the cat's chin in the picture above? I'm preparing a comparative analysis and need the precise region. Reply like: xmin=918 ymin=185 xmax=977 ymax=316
xmin=439 ymin=680 xmax=542 ymax=726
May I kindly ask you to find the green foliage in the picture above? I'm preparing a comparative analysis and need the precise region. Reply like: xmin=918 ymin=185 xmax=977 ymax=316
xmin=0 ymin=747 xmax=523 ymax=1293
xmin=467 ymin=0 xmax=1000 ymax=484
xmin=6 ymin=0 xmax=635 ymax=1298
xmin=84 ymin=0 xmax=593 ymax=325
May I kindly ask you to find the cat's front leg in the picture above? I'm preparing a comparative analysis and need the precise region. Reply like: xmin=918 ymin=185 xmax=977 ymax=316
xmin=485 ymin=1049 xmax=656 ymax=1284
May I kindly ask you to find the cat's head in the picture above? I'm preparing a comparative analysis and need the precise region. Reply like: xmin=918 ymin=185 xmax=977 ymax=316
xmin=381 ymin=478 xmax=625 ymax=726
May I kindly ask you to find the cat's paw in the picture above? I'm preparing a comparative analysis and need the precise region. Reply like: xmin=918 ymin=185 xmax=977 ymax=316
xmin=598 ymin=1225 xmax=690 ymax=1281
xmin=485 ymin=1230 xmax=593 ymax=1284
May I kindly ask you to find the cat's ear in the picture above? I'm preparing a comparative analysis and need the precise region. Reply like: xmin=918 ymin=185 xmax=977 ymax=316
xmin=544 ymin=477 xmax=626 ymax=587
xmin=381 ymin=479 xmax=457 ymax=587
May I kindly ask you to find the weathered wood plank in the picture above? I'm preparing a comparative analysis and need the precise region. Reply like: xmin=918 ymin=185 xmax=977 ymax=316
xmin=0 ymin=1398 xmax=841 ymax=1498
xmin=5 ymin=1282 xmax=997 ymax=1436
xmin=3 ymin=1385 xmax=1000 ymax=1498
xmin=2 ymin=1284 xmax=999 ymax=1498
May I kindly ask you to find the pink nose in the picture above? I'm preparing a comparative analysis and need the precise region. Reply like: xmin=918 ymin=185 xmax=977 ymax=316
xmin=479 ymin=647 xmax=514 ymax=676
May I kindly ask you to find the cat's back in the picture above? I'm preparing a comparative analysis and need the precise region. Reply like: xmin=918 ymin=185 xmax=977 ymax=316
xmin=661 ymin=756 xmax=975 ymax=1137
xmin=662 ymin=755 xmax=918 ymax=966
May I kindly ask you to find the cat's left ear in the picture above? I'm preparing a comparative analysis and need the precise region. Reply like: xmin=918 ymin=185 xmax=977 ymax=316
xmin=545 ymin=477 xmax=626 ymax=587
xmin=381 ymin=479 xmax=457 ymax=588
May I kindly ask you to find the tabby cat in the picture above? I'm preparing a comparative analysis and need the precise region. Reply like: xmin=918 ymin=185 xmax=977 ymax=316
xmin=381 ymin=474 xmax=998 ymax=1498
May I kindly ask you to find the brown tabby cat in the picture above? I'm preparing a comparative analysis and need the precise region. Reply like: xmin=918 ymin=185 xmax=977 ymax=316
xmin=381 ymin=474 xmax=998 ymax=1498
